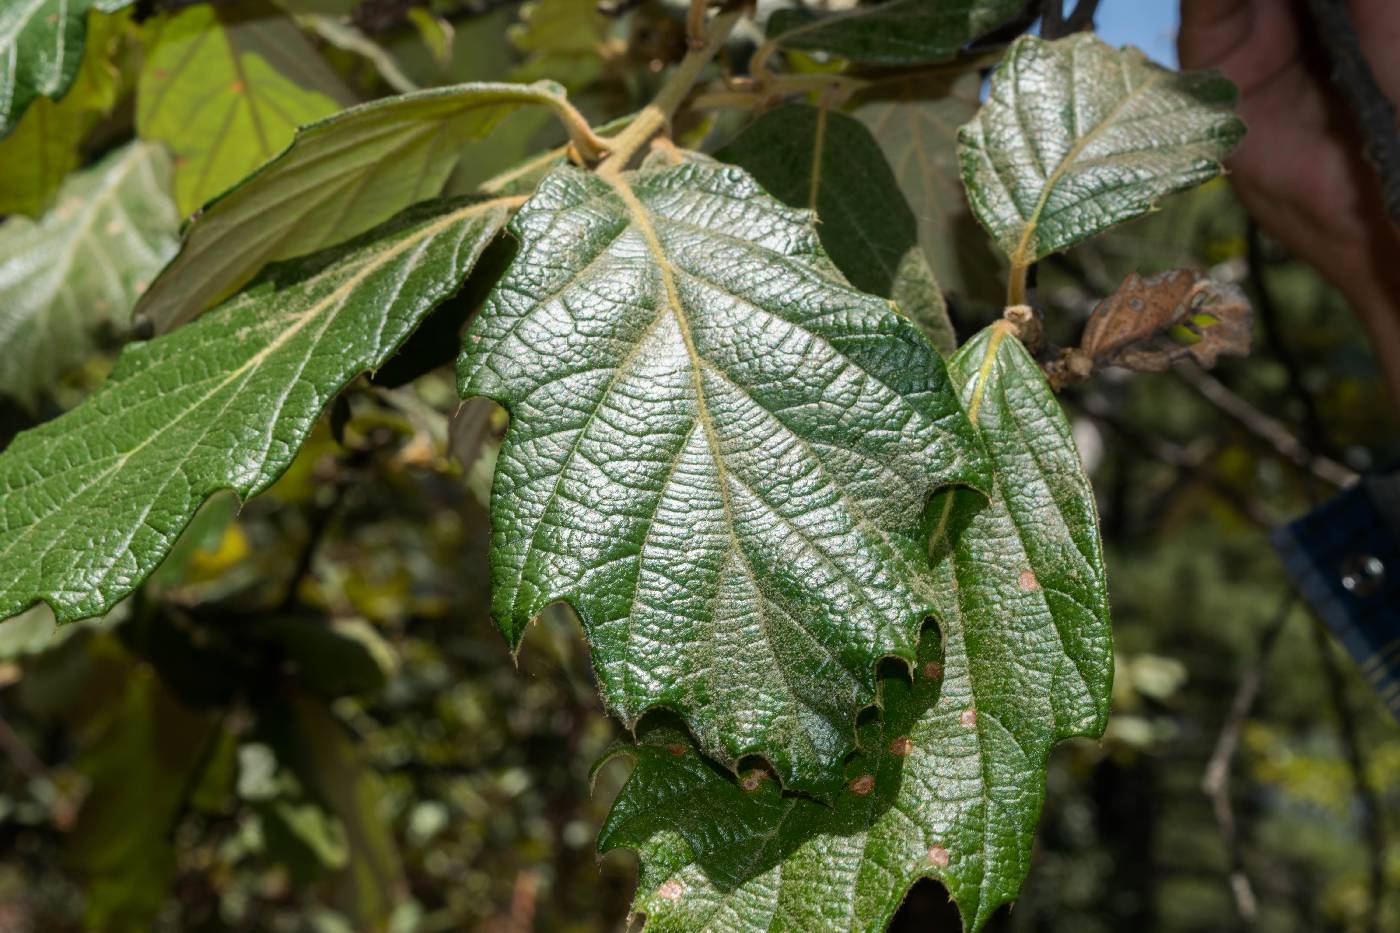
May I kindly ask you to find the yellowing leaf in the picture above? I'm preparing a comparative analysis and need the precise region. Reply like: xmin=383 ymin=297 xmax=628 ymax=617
xmin=137 ymin=3 xmax=341 ymax=216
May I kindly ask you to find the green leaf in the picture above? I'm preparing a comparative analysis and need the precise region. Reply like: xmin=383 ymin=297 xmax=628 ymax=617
xmin=133 ymin=80 xmax=573 ymax=333
xmin=715 ymin=103 xmax=954 ymax=352
xmin=137 ymin=3 xmax=343 ymax=217
xmin=0 ymin=0 xmax=131 ymax=138
xmin=0 ymin=6 xmax=125 ymax=217
xmin=0 ymin=142 xmax=179 ymax=410
xmin=856 ymin=73 xmax=1005 ymax=306
xmin=458 ymin=161 xmax=989 ymax=793
xmin=0 ymin=195 xmax=514 ymax=626
xmin=765 ymin=0 xmax=1020 ymax=66
xmin=600 ymin=324 xmax=1112 ymax=932
xmin=958 ymin=33 xmax=1245 ymax=270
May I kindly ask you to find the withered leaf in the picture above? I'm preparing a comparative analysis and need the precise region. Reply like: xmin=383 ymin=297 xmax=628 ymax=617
xmin=1081 ymin=268 xmax=1251 ymax=373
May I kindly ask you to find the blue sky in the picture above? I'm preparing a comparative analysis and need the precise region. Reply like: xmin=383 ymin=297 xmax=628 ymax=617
xmin=1093 ymin=0 xmax=1180 ymax=66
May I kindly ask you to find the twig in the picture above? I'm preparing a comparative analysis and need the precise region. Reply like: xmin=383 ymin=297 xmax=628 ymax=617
xmin=597 ymin=11 xmax=740 ymax=175
xmin=1077 ymin=394 xmax=1280 ymax=530
xmin=1310 ymin=620 xmax=1386 ymax=933
xmin=1201 ymin=594 xmax=1293 ymax=927
xmin=1247 ymin=223 xmax=1336 ymax=465
xmin=1172 ymin=361 xmax=1358 ymax=490
xmin=1305 ymin=0 xmax=1400 ymax=227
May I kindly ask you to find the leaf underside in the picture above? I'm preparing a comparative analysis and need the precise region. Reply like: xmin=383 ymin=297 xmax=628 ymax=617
xmin=600 ymin=326 xmax=1112 ymax=933
xmin=958 ymin=32 xmax=1245 ymax=267
xmin=458 ymin=162 xmax=990 ymax=794
xmin=856 ymin=73 xmax=1006 ymax=307
xmin=0 ymin=196 xmax=512 ymax=625
xmin=0 ymin=142 xmax=179 ymax=410
xmin=715 ymin=103 xmax=955 ymax=354
xmin=133 ymin=80 xmax=568 ymax=333
xmin=766 ymin=0 xmax=1021 ymax=66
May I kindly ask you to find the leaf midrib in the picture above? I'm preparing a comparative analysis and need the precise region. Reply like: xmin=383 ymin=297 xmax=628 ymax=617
xmin=1006 ymin=61 xmax=1166 ymax=269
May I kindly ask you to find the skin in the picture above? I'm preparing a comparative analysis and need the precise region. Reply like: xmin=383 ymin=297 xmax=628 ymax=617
xmin=1178 ymin=0 xmax=1400 ymax=410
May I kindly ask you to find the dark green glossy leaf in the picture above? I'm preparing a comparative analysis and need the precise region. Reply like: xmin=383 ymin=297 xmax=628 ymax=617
xmin=958 ymin=33 xmax=1244 ymax=268
xmin=765 ymin=0 xmax=1020 ymax=66
xmin=458 ymin=161 xmax=989 ymax=793
xmin=134 ymin=80 xmax=572 ymax=333
xmin=600 ymin=324 xmax=1112 ymax=932
xmin=716 ymin=103 xmax=954 ymax=352
xmin=0 ymin=142 xmax=179 ymax=410
xmin=0 ymin=0 xmax=131 ymax=138
xmin=0 ymin=196 xmax=514 ymax=625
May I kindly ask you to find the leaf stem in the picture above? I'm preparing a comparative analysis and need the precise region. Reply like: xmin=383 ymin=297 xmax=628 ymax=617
xmin=1007 ymin=262 xmax=1029 ymax=307
xmin=597 ymin=10 xmax=741 ymax=175
xmin=543 ymin=96 xmax=611 ymax=164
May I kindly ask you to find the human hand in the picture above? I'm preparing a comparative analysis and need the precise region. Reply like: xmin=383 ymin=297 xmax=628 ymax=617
xmin=1178 ymin=0 xmax=1400 ymax=406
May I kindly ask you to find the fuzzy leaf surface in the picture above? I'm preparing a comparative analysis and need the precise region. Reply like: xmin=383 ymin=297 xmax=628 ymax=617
xmin=716 ymin=103 xmax=953 ymax=353
xmin=600 ymin=325 xmax=1112 ymax=932
xmin=0 ymin=196 xmax=512 ymax=625
xmin=0 ymin=0 xmax=130 ymax=138
xmin=765 ymin=0 xmax=1020 ymax=66
xmin=134 ymin=80 xmax=569 ymax=333
xmin=958 ymin=33 xmax=1244 ymax=267
xmin=137 ymin=3 xmax=344 ymax=217
xmin=458 ymin=162 xmax=989 ymax=793
xmin=0 ymin=142 xmax=178 ymax=409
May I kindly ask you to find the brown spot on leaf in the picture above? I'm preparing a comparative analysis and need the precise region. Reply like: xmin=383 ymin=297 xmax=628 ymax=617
xmin=926 ymin=845 xmax=950 ymax=867
xmin=656 ymin=879 xmax=685 ymax=901
xmin=665 ymin=743 xmax=686 ymax=757
xmin=740 ymin=770 xmax=764 ymax=792
xmin=849 ymin=774 xmax=875 ymax=795
xmin=1019 ymin=570 xmax=1039 ymax=591
xmin=921 ymin=661 xmax=943 ymax=680
xmin=960 ymin=708 xmax=977 ymax=728
xmin=889 ymin=736 xmax=913 ymax=756
xmin=230 ymin=79 xmax=246 ymax=94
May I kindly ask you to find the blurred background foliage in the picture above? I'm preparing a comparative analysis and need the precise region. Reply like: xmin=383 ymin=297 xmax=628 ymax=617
xmin=0 ymin=1 xmax=1397 ymax=932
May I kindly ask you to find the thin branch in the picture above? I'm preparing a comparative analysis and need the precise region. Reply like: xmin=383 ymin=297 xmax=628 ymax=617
xmin=1201 ymin=594 xmax=1293 ymax=927
xmin=1172 ymin=361 xmax=1358 ymax=490
xmin=1305 ymin=0 xmax=1400 ymax=226
xmin=1311 ymin=620 xmax=1386 ymax=933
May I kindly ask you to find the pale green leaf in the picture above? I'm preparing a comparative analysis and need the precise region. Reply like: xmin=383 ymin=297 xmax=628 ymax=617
xmin=133 ymin=80 xmax=572 ymax=333
xmin=958 ymin=33 xmax=1245 ymax=268
xmin=715 ymin=103 xmax=955 ymax=354
xmin=0 ymin=0 xmax=131 ymax=138
xmin=765 ymin=0 xmax=1020 ymax=66
xmin=0 ymin=195 xmax=513 ymax=625
xmin=0 ymin=142 xmax=178 ymax=410
xmin=137 ymin=3 xmax=343 ymax=216
xmin=458 ymin=162 xmax=990 ymax=793
xmin=856 ymin=73 xmax=1005 ymax=305
xmin=0 ymin=6 xmax=125 ymax=216
xmin=600 ymin=324 xmax=1112 ymax=932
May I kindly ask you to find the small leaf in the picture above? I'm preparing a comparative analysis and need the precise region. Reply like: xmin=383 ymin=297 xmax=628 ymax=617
xmin=765 ymin=0 xmax=1021 ymax=66
xmin=1080 ymin=268 xmax=1251 ymax=372
xmin=0 ymin=142 xmax=179 ymax=410
xmin=133 ymin=80 xmax=573 ymax=333
xmin=716 ymin=104 xmax=955 ymax=353
xmin=600 ymin=324 xmax=1112 ymax=932
xmin=137 ymin=3 xmax=343 ymax=217
xmin=0 ymin=196 xmax=514 ymax=625
xmin=959 ymin=33 xmax=1244 ymax=269
xmin=856 ymin=73 xmax=1005 ymax=305
xmin=459 ymin=162 xmax=989 ymax=793
xmin=0 ymin=0 xmax=132 ymax=138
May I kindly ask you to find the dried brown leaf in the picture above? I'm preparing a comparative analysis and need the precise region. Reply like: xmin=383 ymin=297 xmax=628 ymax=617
xmin=1081 ymin=268 xmax=1251 ymax=374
